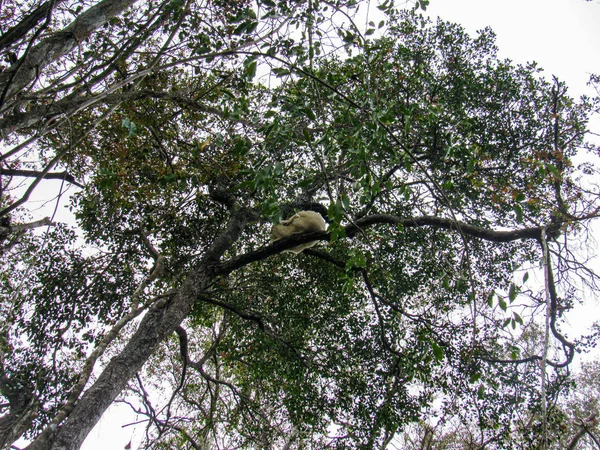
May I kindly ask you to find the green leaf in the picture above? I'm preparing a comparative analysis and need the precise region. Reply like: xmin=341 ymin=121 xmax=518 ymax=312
xmin=442 ymin=276 xmax=450 ymax=290
xmin=508 ymin=283 xmax=517 ymax=302
xmin=272 ymin=67 xmax=291 ymax=77
xmin=232 ymin=138 xmax=250 ymax=155
xmin=121 ymin=117 xmax=137 ymax=137
xmin=341 ymin=193 xmax=350 ymax=210
xmin=431 ymin=341 xmax=444 ymax=361
xmin=245 ymin=60 xmax=257 ymax=79
xmin=467 ymin=158 xmax=475 ymax=173
xmin=499 ymin=297 xmax=507 ymax=311
xmin=274 ymin=162 xmax=283 ymax=176
xmin=477 ymin=384 xmax=485 ymax=399
xmin=513 ymin=203 xmax=523 ymax=223
xmin=547 ymin=163 xmax=560 ymax=177
xmin=513 ymin=312 xmax=523 ymax=325
xmin=487 ymin=291 xmax=494 ymax=307
xmin=469 ymin=372 xmax=481 ymax=383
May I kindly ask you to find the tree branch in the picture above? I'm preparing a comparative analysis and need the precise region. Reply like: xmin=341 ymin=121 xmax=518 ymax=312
xmin=0 ymin=0 xmax=138 ymax=107
xmin=216 ymin=214 xmax=556 ymax=276
xmin=0 ymin=0 xmax=67 ymax=51
xmin=29 ymin=205 xmax=254 ymax=450
xmin=1 ymin=168 xmax=84 ymax=188
xmin=0 ymin=217 xmax=52 ymax=238
xmin=566 ymin=414 xmax=598 ymax=450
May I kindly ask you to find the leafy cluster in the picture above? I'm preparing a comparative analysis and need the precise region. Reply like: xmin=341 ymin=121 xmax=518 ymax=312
xmin=0 ymin=1 xmax=599 ymax=449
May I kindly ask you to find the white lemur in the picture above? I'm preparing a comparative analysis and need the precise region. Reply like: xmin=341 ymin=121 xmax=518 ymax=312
xmin=270 ymin=210 xmax=327 ymax=254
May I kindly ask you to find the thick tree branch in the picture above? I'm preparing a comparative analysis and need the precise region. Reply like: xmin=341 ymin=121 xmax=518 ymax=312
xmin=0 ymin=0 xmax=67 ymax=52
xmin=1 ymin=168 xmax=84 ymax=188
xmin=216 ymin=214 xmax=555 ymax=276
xmin=0 ymin=0 xmax=138 ymax=107
xmin=349 ymin=214 xmax=554 ymax=242
xmin=0 ymin=217 xmax=52 ymax=238
xmin=0 ymin=89 xmax=249 ymax=136
xmin=566 ymin=414 xmax=599 ymax=450
xmin=28 ymin=205 xmax=253 ymax=450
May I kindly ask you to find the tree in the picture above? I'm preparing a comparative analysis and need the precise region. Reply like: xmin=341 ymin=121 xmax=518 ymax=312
xmin=0 ymin=1 xmax=599 ymax=449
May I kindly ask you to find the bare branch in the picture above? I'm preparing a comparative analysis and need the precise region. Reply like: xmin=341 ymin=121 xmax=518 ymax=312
xmin=1 ymin=168 xmax=84 ymax=188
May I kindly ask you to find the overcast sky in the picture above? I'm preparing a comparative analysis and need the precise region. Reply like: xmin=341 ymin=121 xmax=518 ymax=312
xmin=79 ymin=1 xmax=600 ymax=448
xmin=426 ymin=0 xmax=600 ymax=98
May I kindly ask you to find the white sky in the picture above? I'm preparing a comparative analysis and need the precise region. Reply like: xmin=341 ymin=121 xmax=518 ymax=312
xmin=76 ymin=1 xmax=600 ymax=448
xmin=426 ymin=0 xmax=600 ymax=98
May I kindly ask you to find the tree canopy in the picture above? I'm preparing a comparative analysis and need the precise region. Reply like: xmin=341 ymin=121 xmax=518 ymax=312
xmin=1 ymin=0 xmax=599 ymax=449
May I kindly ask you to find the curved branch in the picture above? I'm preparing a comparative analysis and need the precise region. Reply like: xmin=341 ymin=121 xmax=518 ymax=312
xmin=566 ymin=414 xmax=598 ymax=450
xmin=481 ymin=242 xmax=576 ymax=369
xmin=350 ymin=214 xmax=550 ymax=242
xmin=216 ymin=214 xmax=553 ymax=276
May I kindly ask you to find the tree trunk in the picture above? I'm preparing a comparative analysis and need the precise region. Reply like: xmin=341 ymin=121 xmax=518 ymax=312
xmin=26 ymin=205 xmax=252 ymax=450
xmin=44 ymin=270 xmax=209 ymax=450
xmin=0 ymin=0 xmax=137 ymax=105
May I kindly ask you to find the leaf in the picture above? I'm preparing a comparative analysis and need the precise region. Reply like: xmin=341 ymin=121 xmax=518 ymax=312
xmin=477 ymin=384 xmax=485 ymax=399
xmin=508 ymin=283 xmax=517 ymax=302
xmin=272 ymin=67 xmax=291 ymax=77
xmin=487 ymin=291 xmax=494 ymax=307
xmin=511 ymin=348 xmax=518 ymax=360
xmin=431 ymin=341 xmax=444 ymax=361
xmin=245 ymin=60 xmax=257 ymax=79
xmin=232 ymin=138 xmax=250 ymax=155
xmin=469 ymin=372 xmax=481 ymax=383
xmin=121 ymin=117 xmax=137 ymax=137
xmin=274 ymin=162 xmax=283 ymax=176
xmin=467 ymin=158 xmax=475 ymax=173
xmin=513 ymin=203 xmax=523 ymax=223
xmin=499 ymin=297 xmax=507 ymax=311
xmin=513 ymin=312 xmax=523 ymax=325
xmin=341 ymin=193 xmax=350 ymax=210
xmin=547 ymin=163 xmax=560 ymax=177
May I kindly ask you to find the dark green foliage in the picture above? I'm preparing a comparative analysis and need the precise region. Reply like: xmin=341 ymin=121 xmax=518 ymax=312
xmin=1 ymin=3 xmax=599 ymax=449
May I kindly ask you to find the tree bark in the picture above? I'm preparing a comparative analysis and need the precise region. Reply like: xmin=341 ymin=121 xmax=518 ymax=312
xmin=0 ymin=0 xmax=138 ymax=106
xmin=0 ymin=0 xmax=68 ymax=51
xmin=44 ymin=271 xmax=209 ymax=450
xmin=26 ymin=206 xmax=253 ymax=450
xmin=1 ymin=169 xmax=83 ymax=188
xmin=25 ymin=211 xmax=553 ymax=449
